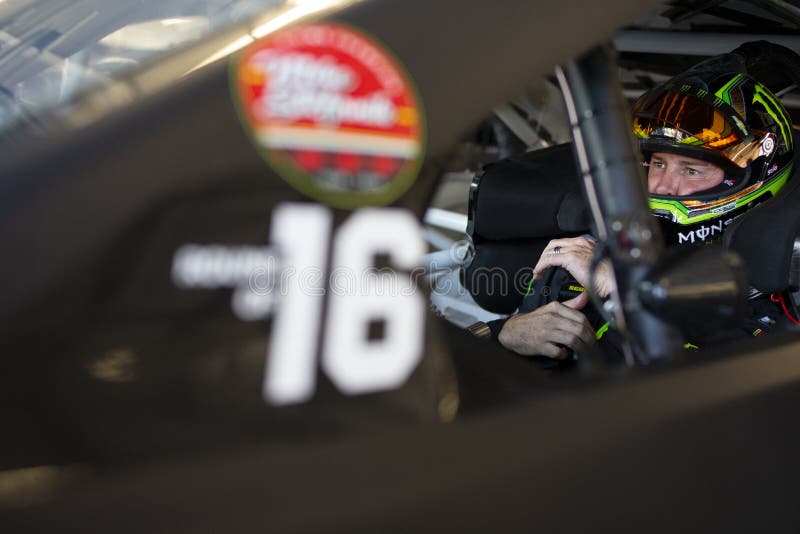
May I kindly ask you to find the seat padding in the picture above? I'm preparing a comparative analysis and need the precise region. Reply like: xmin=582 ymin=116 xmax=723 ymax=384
xmin=726 ymin=176 xmax=800 ymax=294
xmin=469 ymin=143 xmax=589 ymax=241
xmin=463 ymin=143 xmax=590 ymax=313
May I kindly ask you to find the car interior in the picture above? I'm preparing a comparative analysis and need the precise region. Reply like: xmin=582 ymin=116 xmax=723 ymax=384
xmin=423 ymin=2 xmax=800 ymax=343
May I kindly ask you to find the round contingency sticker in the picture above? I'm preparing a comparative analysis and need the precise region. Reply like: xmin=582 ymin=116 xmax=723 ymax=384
xmin=233 ymin=23 xmax=426 ymax=209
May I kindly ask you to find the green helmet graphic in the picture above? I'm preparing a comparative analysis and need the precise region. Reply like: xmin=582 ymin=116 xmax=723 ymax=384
xmin=632 ymin=66 xmax=794 ymax=245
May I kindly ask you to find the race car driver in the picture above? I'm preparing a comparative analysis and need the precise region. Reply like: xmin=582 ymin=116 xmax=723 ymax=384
xmin=493 ymin=41 xmax=799 ymax=360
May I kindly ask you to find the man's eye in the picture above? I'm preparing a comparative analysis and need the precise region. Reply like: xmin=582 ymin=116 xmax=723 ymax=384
xmin=686 ymin=168 xmax=699 ymax=176
xmin=650 ymin=161 xmax=665 ymax=169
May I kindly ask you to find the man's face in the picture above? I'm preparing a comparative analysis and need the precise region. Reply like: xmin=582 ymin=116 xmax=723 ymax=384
xmin=647 ymin=152 xmax=725 ymax=196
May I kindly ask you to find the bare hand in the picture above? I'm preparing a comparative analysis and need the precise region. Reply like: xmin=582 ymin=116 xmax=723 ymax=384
xmin=532 ymin=236 xmax=613 ymax=298
xmin=498 ymin=292 xmax=596 ymax=359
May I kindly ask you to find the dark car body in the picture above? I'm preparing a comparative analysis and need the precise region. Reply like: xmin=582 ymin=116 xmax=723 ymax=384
xmin=2 ymin=0 xmax=800 ymax=531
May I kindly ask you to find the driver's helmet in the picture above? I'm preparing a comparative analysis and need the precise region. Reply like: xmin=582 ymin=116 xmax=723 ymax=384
xmin=631 ymin=70 xmax=794 ymax=246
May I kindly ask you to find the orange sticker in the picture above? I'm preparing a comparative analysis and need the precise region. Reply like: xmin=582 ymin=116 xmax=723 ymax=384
xmin=233 ymin=23 xmax=425 ymax=209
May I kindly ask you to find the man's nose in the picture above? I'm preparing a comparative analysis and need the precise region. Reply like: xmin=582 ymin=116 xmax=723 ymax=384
xmin=650 ymin=170 xmax=680 ymax=195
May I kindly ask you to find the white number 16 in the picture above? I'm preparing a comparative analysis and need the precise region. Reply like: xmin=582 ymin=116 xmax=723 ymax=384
xmin=264 ymin=204 xmax=426 ymax=405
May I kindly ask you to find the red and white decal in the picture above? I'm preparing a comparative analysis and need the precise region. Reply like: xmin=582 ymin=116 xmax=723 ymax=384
xmin=234 ymin=23 xmax=425 ymax=208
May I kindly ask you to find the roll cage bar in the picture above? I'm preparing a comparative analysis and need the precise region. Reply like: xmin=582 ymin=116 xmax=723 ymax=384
xmin=557 ymin=45 xmax=746 ymax=363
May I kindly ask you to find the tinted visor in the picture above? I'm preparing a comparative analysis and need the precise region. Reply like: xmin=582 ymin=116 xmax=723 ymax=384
xmin=632 ymin=89 xmax=744 ymax=149
xmin=633 ymin=88 xmax=774 ymax=175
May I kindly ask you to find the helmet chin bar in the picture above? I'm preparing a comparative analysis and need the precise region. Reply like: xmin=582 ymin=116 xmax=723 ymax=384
xmin=558 ymin=45 xmax=748 ymax=364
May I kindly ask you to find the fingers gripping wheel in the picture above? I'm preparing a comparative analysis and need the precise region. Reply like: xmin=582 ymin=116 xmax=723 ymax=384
xmin=520 ymin=266 xmax=604 ymax=328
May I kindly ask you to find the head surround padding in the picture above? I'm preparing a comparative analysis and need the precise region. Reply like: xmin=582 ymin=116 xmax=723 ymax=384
xmin=724 ymin=129 xmax=800 ymax=294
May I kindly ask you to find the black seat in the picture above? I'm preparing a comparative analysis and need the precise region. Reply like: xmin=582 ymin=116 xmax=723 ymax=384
xmin=461 ymin=143 xmax=590 ymax=314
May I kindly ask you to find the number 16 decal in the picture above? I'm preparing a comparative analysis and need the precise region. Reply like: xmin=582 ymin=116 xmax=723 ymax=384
xmin=264 ymin=204 xmax=426 ymax=405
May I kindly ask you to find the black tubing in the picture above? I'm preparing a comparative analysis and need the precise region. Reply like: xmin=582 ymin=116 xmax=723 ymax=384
xmin=558 ymin=44 xmax=681 ymax=362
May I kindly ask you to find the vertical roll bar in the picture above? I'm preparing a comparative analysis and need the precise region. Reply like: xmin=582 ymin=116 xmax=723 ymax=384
xmin=556 ymin=44 xmax=681 ymax=363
